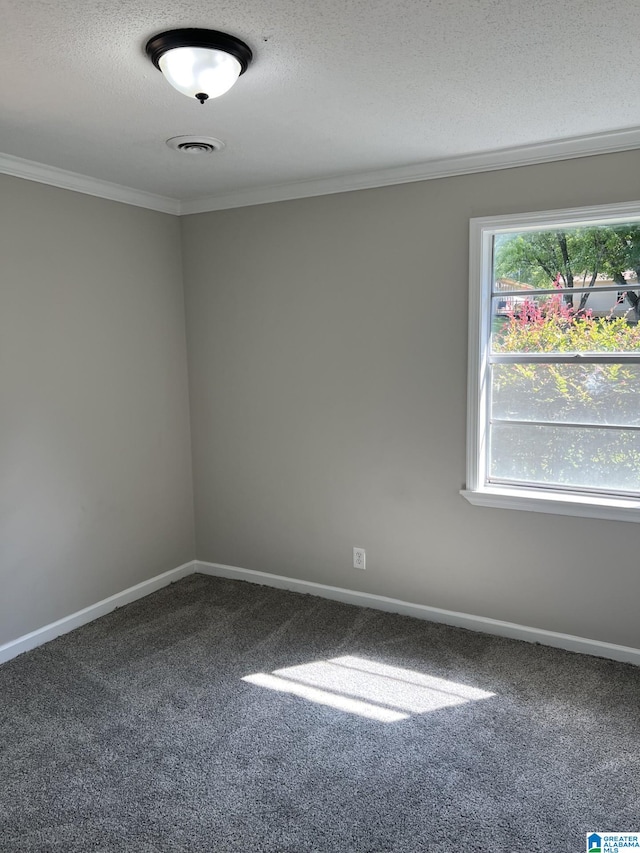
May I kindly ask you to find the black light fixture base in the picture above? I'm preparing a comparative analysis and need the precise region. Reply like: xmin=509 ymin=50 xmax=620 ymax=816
xmin=145 ymin=28 xmax=253 ymax=75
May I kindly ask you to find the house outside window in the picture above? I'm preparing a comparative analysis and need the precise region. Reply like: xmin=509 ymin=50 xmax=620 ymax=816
xmin=462 ymin=201 xmax=640 ymax=522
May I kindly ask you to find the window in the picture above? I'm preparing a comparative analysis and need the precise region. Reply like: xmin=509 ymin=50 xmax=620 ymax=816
xmin=462 ymin=201 xmax=640 ymax=522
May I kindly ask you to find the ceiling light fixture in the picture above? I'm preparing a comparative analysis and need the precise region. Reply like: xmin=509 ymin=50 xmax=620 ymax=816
xmin=145 ymin=28 xmax=253 ymax=105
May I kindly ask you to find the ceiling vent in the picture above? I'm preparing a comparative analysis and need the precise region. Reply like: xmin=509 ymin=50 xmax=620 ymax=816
xmin=166 ymin=136 xmax=225 ymax=154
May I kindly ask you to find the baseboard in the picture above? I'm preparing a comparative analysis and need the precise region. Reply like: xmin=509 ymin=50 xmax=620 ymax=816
xmin=196 ymin=560 xmax=640 ymax=667
xmin=0 ymin=560 xmax=197 ymax=665
xmin=3 ymin=557 xmax=638 ymax=668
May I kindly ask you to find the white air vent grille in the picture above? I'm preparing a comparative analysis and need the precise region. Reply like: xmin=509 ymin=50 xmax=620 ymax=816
xmin=166 ymin=136 xmax=225 ymax=154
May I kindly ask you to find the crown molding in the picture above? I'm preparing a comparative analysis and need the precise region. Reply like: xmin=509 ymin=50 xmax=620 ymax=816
xmin=0 ymin=151 xmax=180 ymax=215
xmin=180 ymin=125 xmax=640 ymax=214
xmin=2 ymin=125 xmax=640 ymax=217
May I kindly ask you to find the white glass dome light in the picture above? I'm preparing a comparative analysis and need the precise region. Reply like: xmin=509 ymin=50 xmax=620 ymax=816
xmin=146 ymin=29 xmax=253 ymax=105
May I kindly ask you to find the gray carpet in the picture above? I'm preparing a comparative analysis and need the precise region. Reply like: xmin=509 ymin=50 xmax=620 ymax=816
xmin=1 ymin=574 xmax=639 ymax=852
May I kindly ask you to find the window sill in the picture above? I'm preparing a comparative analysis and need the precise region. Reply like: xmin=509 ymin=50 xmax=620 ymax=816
xmin=460 ymin=486 xmax=640 ymax=523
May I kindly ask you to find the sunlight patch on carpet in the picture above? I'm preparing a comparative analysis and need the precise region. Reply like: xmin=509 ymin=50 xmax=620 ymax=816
xmin=242 ymin=655 xmax=495 ymax=722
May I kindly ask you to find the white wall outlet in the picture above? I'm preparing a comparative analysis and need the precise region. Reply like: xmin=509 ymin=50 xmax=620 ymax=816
xmin=353 ymin=547 xmax=366 ymax=570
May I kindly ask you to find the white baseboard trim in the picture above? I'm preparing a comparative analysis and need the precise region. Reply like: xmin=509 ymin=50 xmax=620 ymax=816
xmin=0 ymin=560 xmax=196 ymax=665
xmin=196 ymin=560 xmax=640 ymax=667
xmin=3 ymin=557 xmax=637 ymax=668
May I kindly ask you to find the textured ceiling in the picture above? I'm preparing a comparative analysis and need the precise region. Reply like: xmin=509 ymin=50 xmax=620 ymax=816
xmin=2 ymin=0 xmax=640 ymax=205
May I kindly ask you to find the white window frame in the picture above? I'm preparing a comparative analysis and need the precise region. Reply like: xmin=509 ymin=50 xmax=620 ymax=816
xmin=461 ymin=200 xmax=640 ymax=523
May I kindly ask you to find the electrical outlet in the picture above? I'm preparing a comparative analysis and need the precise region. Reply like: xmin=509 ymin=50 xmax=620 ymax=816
xmin=353 ymin=547 xmax=366 ymax=570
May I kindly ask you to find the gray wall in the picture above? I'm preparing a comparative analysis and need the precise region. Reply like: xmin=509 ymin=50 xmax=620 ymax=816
xmin=1 ymin=175 xmax=195 ymax=645
xmin=182 ymin=150 xmax=640 ymax=650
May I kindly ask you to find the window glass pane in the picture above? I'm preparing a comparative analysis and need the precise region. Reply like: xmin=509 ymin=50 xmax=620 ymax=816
xmin=491 ymin=294 xmax=640 ymax=353
xmin=490 ymin=423 xmax=640 ymax=492
xmin=493 ymin=224 xmax=640 ymax=299
xmin=491 ymin=364 xmax=640 ymax=427
xmin=492 ymin=222 xmax=640 ymax=354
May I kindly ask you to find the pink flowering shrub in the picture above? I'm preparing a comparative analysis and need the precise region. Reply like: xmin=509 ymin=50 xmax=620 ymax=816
xmin=494 ymin=292 xmax=640 ymax=353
